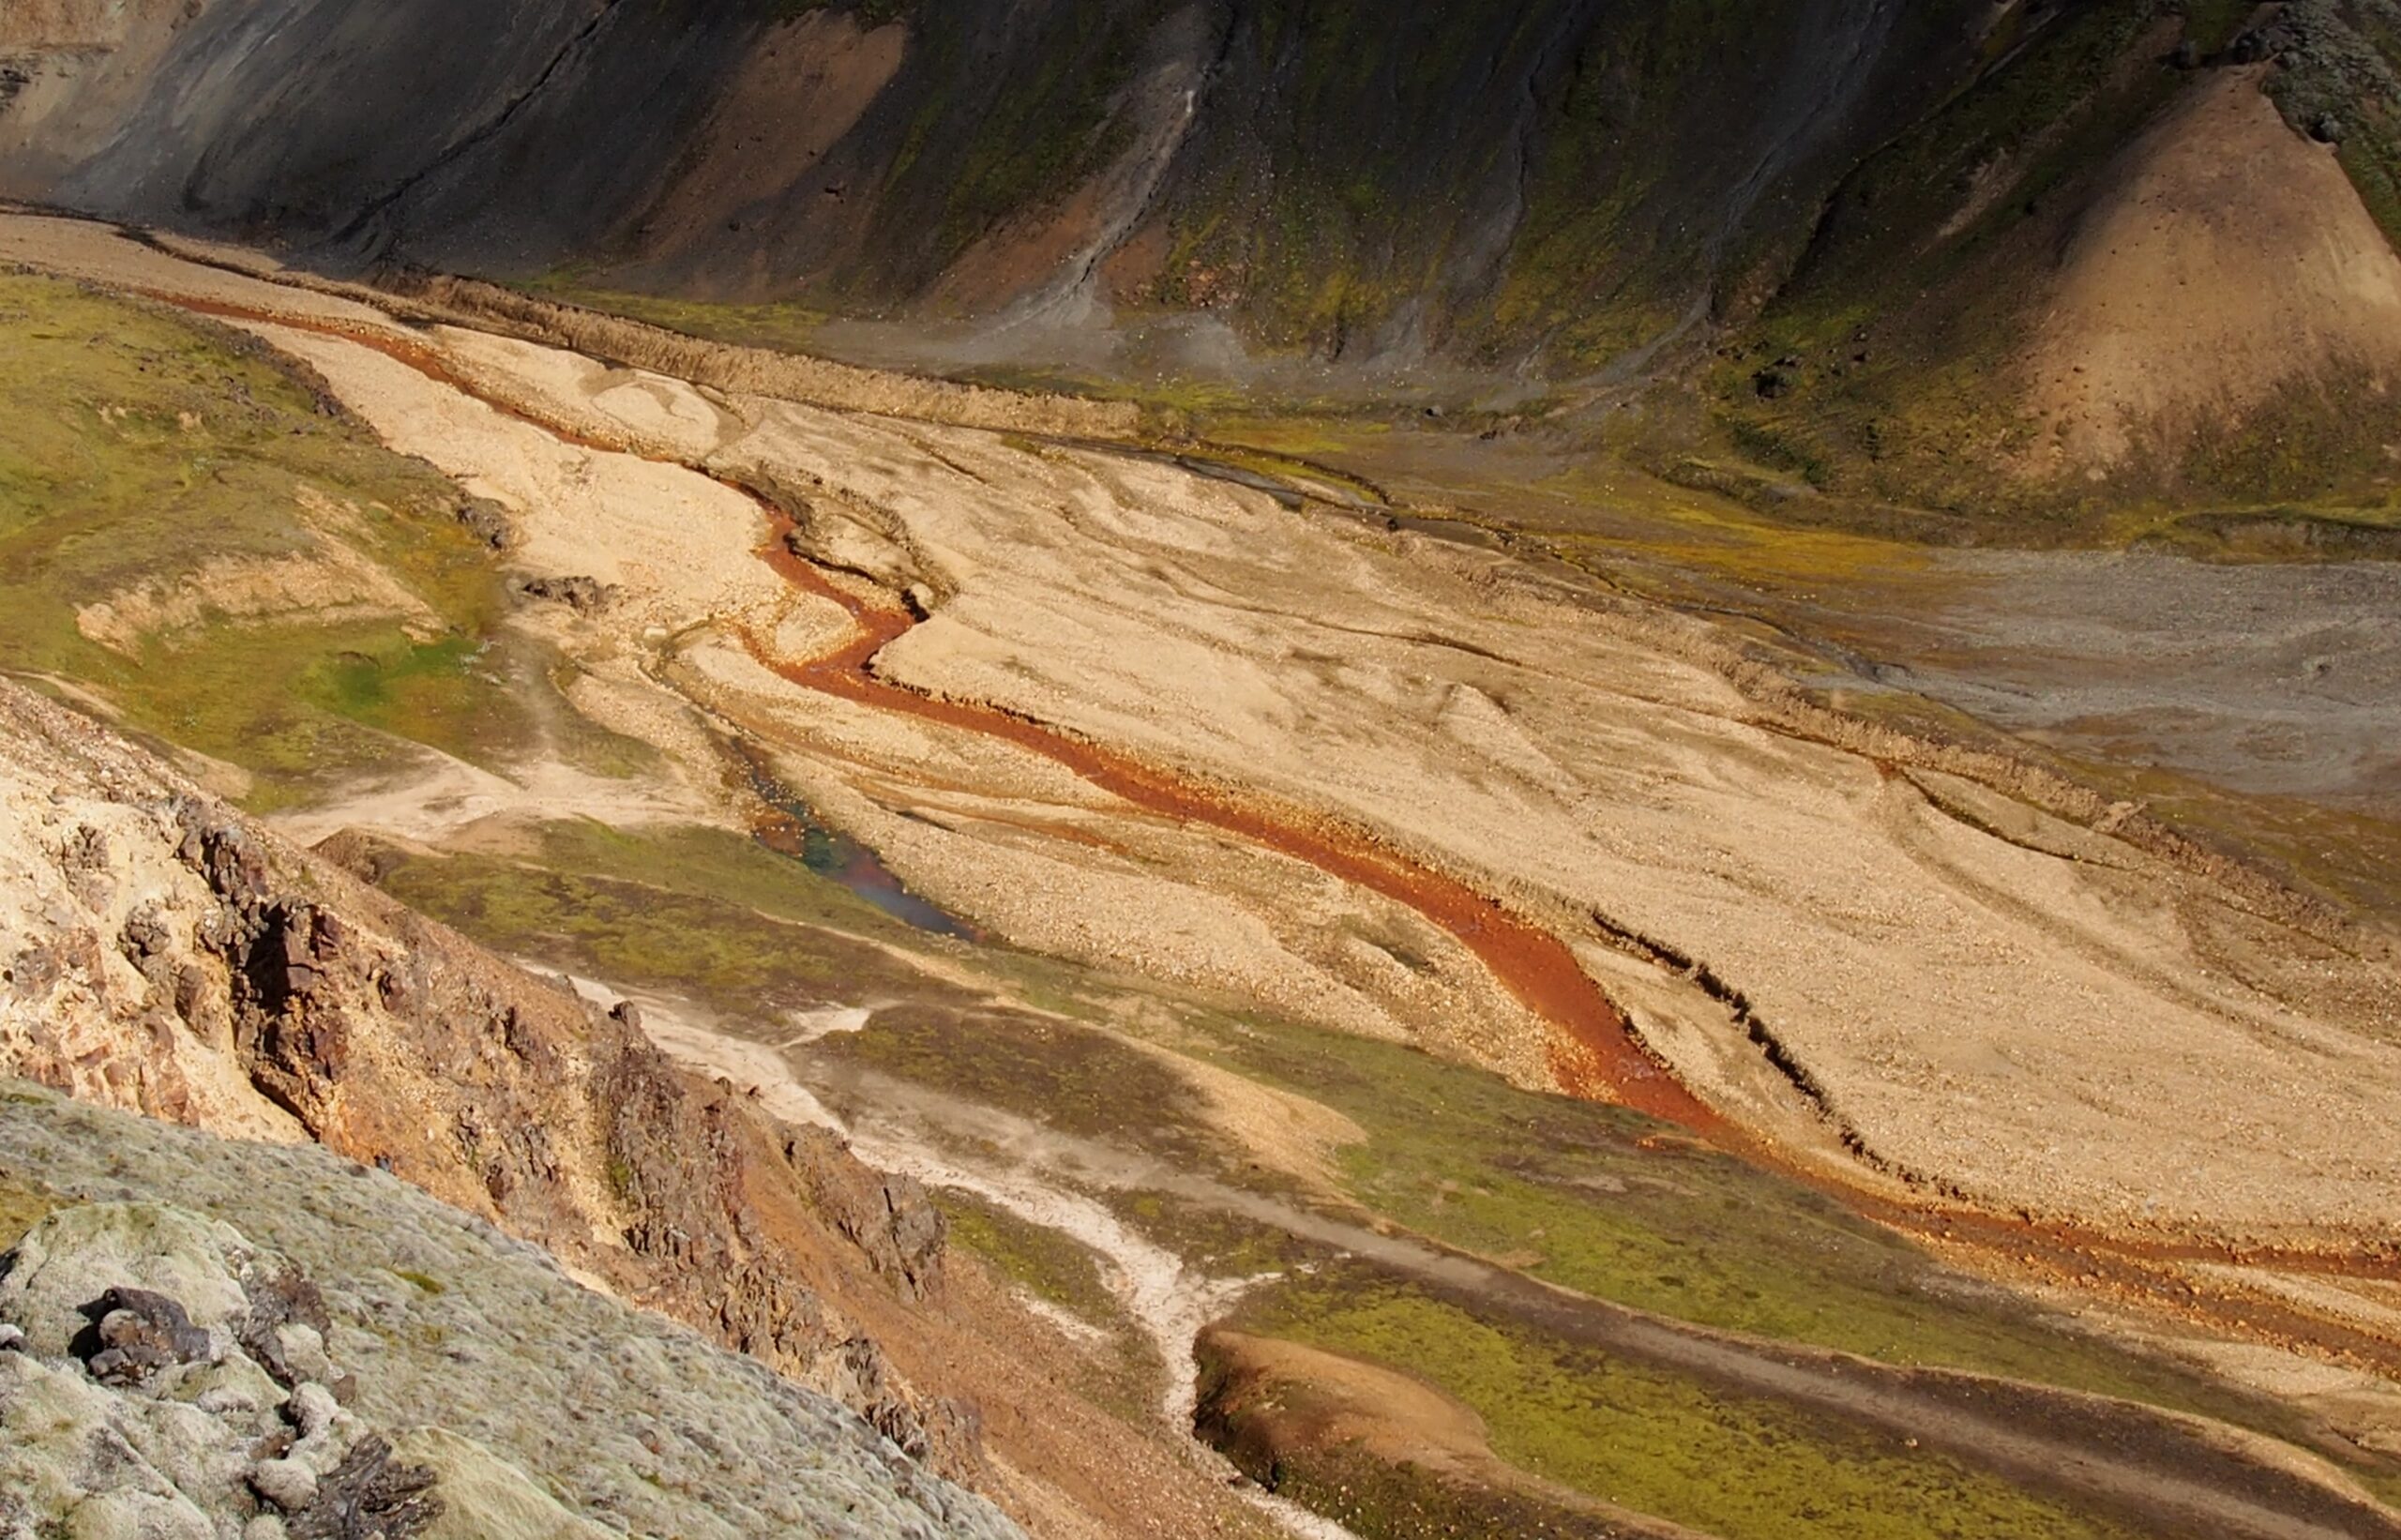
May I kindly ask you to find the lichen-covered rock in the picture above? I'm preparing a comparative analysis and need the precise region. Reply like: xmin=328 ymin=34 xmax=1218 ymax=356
xmin=0 ymin=1085 xmax=1020 ymax=1540
xmin=388 ymin=1428 xmax=612 ymax=1540
xmin=0 ymin=1202 xmax=254 ymax=1359
xmin=0 ymin=1195 xmax=447 ymax=1540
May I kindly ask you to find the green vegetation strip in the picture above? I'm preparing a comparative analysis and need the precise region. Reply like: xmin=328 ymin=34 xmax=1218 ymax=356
xmin=1232 ymin=1268 xmax=2152 ymax=1540
xmin=0 ymin=270 xmax=547 ymax=808
xmin=1187 ymin=1011 xmax=2317 ymax=1438
xmin=366 ymin=822 xmax=958 ymax=1012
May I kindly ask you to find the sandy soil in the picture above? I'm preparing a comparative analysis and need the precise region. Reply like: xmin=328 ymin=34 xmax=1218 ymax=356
xmin=75 ymin=484 xmax=442 ymax=654
xmin=12 ymin=211 xmax=2399 ymax=1248
xmin=703 ymin=398 xmax=2401 ymax=1236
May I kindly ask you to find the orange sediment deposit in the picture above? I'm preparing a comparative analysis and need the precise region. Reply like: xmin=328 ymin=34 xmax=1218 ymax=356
xmin=750 ymin=524 xmax=1716 ymax=1131
xmin=161 ymin=288 xmax=1704 ymax=1122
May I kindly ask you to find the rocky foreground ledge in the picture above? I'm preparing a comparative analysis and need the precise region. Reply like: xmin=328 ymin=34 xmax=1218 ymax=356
xmin=0 ymin=1082 xmax=1019 ymax=1540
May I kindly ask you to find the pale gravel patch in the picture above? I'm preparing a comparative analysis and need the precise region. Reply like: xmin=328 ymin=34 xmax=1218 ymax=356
xmin=266 ymin=741 xmax=711 ymax=850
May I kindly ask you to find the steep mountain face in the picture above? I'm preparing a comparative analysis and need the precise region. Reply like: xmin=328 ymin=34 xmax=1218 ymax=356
xmin=0 ymin=675 xmax=992 ymax=1487
xmin=0 ymin=0 xmax=1993 ymax=352
xmin=7 ymin=0 xmax=2401 ymax=514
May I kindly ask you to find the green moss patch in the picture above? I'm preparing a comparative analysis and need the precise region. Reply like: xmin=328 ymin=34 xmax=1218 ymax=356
xmin=939 ymin=1190 xmax=1118 ymax=1325
xmin=363 ymin=822 xmax=959 ymax=1016
xmin=1170 ymin=1010 xmax=2316 ymax=1444
xmin=0 ymin=1174 xmax=58 ymax=1253
xmin=1227 ymin=1270 xmax=2152 ymax=1540
xmin=0 ymin=270 xmax=535 ymax=808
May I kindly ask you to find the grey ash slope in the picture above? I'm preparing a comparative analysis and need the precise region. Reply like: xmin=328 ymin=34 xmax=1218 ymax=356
xmin=0 ymin=1082 xmax=1019 ymax=1540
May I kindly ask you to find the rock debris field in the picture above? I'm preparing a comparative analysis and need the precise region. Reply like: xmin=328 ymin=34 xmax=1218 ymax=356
xmin=0 ymin=1082 xmax=1019 ymax=1540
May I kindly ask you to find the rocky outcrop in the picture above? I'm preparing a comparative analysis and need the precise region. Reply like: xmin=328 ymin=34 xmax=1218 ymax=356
xmin=0 ymin=1200 xmax=451 ymax=1540
xmin=0 ymin=1095 xmax=1019 ymax=1538
xmin=0 ymin=677 xmax=989 ymax=1487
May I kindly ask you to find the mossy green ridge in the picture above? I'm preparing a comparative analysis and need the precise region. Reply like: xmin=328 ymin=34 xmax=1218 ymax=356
xmin=1682 ymin=3 xmax=2185 ymax=528
xmin=0 ymin=270 xmax=536 ymax=808
xmin=1223 ymin=1270 xmax=2155 ymax=1540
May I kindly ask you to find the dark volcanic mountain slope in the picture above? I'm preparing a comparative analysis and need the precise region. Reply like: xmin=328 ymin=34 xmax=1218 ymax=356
xmin=0 ymin=0 xmax=2003 ymax=352
xmin=7 ymin=0 xmax=2401 ymax=510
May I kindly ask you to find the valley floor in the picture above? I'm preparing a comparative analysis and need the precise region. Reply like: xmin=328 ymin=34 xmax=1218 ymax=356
xmin=5 ymin=208 xmax=2401 ymax=1539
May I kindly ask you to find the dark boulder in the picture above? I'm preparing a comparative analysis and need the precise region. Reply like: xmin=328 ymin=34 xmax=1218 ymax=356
xmin=514 ymin=575 xmax=614 ymax=614
xmin=453 ymin=499 xmax=514 ymax=551
xmin=73 ymin=1285 xmax=213 ymax=1384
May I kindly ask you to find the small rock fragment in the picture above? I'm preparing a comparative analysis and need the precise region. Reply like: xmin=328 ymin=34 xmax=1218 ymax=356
xmin=250 ymin=1457 xmax=319 ymax=1513
xmin=80 ymin=1286 xmax=215 ymax=1384
xmin=515 ymin=574 xmax=615 ymax=614
xmin=453 ymin=499 xmax=514 ymax=551
xmin=287 ymin=1381 xmax=340 ymax=1440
